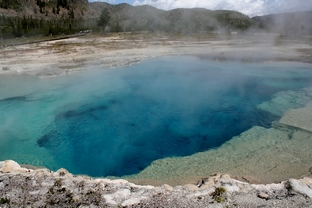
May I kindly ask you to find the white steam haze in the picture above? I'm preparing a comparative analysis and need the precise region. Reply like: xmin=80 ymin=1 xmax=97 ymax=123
xmin=90 ymin=0 xmax=312 ymax=16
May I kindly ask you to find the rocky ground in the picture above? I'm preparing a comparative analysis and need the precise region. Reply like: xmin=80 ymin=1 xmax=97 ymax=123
xmin=0 ymin=160 xmax=312 ymax=207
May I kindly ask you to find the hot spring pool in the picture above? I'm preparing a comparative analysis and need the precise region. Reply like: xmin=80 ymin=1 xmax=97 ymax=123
xmin=1 ymin=56 xmax=312 ymax=178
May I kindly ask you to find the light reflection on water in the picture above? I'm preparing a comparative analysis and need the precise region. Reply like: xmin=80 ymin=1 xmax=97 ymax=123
xmin=0 ymin=56 xmax=312 ymax=178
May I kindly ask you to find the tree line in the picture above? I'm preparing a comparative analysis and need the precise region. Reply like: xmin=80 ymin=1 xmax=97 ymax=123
xmin=0 ymin=8 xmax=120 ymax=39
xmin=0 ymin=15 xmax=89 ymax=38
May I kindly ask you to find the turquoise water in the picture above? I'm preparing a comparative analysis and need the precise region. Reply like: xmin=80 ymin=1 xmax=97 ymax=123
xmin=1 ymin=56 xmax=312 ymax=177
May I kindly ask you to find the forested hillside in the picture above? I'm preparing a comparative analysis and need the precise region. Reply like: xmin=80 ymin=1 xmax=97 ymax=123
xmin=0 ymin=0 xmax=256 ymax=39
xmin=252 ymin=11 xmax=312 ymax=36
xmin=89 ymin=3 xmax=254 ymax=33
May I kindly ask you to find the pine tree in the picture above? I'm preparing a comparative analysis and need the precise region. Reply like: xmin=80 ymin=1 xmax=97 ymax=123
xmin=97 ymin=8 xmax=110 ymax=33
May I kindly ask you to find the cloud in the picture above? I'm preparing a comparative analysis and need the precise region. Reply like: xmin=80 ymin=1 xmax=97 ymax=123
xmin=132 ymin=0 xmax=312 ymax=16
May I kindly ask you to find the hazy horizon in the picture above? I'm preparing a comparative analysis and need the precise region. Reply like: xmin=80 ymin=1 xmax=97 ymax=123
xmin=88 ymin=0 xmax=312 ymax=17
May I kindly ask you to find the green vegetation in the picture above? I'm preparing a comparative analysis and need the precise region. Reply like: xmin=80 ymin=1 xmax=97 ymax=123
xmin=0 ymin=15 xmax=88 ymax=38
xmin=210 ymin=187 xmax=226 ymax=203
xmin=0 ymin=0 xmax=90 ymax=39
xmin=0 ymin=197 xmax=10 ymax=205
xmin=97 ymin=8 xmax=110 ymax=33
xmin=0 ymin=0 xmax=21 ymax=10
xmin=215 ymin=10 xmax=253 ymax=30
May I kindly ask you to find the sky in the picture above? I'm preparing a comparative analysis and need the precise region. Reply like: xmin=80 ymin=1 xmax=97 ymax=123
xmin=88 ymin=0 xmax=312 ymax=17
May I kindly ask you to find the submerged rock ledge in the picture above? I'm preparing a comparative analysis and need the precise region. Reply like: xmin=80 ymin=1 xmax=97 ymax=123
xmin=0 ymin=160 xmax=311 ymax=207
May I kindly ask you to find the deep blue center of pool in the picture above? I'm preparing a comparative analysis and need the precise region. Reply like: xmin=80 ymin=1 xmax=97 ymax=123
xmin=1 ymin=56 xmax=312 ymax=177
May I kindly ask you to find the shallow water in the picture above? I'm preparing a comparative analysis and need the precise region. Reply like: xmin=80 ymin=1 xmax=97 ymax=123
xmin=0 ymin=56 xmax=312 ymax=178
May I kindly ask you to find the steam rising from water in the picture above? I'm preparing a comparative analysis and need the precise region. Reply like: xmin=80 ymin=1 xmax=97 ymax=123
xmin=0 ymin=56 xmax=312 ymax=177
